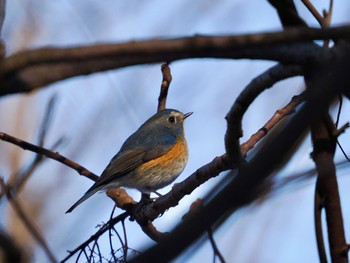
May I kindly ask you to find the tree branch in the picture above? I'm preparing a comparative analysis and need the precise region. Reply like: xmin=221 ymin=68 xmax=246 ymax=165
xmin=157 ymin=62 xmax=172 ymax=112
xmin=301 ymin=0 xmax=324 ymax=26
xmin=267 ymin=0 xmax=308 ymax=28
xmin=311 ymin=117 xmax=347 ymax=263
xmin=0 ymin=132 xmax=98 ymax=181
xmin=208 ymin=226 xmax=226 ymax=263
xmin=61 ymin=212 xmax=129 ymax=263
xmin=1 ymin=25 xmax=349 ymax=96
xmin=225 ymin=63 xmax=303 ymax=164
xmin=241 ymin=92 xmax=305 ymax=155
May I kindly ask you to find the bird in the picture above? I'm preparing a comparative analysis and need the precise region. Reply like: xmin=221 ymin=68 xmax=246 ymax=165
xmin=66 ymin=109 xmax=192 ymax=213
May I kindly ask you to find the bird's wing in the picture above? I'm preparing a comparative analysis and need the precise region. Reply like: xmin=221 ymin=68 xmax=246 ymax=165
xmin=94 ymin=142 xmax=176 ymax=188
xmin=66 ymin=149 xmax=147 ymax=213
xmin=66 ymin=132 xmax=177 ymax=213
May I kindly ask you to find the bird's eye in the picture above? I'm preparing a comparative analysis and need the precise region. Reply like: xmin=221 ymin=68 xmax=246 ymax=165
xmin=168 ymin=116 xmax=176 ymax=124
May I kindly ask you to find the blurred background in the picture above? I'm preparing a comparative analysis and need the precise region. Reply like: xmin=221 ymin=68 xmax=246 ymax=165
xmin=1 ymin=0 xmax=350 ymax=262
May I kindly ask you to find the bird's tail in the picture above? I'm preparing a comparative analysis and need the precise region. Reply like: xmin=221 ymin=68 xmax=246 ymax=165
xmin=66 ymin=186 xmax=102 ymax=213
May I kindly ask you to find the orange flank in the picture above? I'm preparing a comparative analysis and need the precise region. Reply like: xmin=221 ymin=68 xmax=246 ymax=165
xmin=138 ymin=138 xmax=187 ymax=172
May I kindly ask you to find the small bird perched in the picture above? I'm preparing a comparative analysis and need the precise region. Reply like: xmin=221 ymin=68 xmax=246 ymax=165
xmin=66 ymin=109 xmax=192 ymax=213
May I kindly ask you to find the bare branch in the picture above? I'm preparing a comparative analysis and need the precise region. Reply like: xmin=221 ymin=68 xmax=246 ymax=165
xmin=301 ymin=0 xmax=324 ymax=26
xmin=314 ymin=186 xmax=327 ymax=263
xmin=241 ymin=93 xmax=305 ymax=155
xmin=158 ymin=62 xmax=172 ymax=112
xmin=268 ymin=0 xmax=308 ymax=28
xmin=1 ymin=25 xmax=349 ymax=96
xmin=0 ymin=132 xmax=98 ymax=181
xmin=311 ymin=117 xmax=348 ymax=262
xmin=106 ymin=188 xmax=169 ymax=242
xmin=208 ymin=227 xmax=226 ymax=263
xmin=323 ymin=0 xmax=333 ymax=28
xmin=61 ymin=212 xmax=128 ymax=263
xmin=225 ymin=63 xmax=303 ymax=164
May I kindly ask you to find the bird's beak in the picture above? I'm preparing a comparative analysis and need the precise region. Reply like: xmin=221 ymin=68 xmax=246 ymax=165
xmin=184 ymin=112 xmax=193 ymax=119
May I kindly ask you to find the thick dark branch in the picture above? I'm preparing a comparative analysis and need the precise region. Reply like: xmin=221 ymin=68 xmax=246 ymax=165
xmin=225 ymin=63 xmax=303 ymax=163
xmin=268 ymin=0 xmax=308 ymax=28
xmin=1 ymin=25 xmax=349 ymax=96
xmin=311 ymin=118 xmax=347 ymax=262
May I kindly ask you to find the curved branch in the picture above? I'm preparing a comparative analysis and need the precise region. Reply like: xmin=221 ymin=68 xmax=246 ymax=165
xmin=1 ymin=25 xmax=348 ymax=96
xmin=225 ymin=63 xmax=303 ymax=163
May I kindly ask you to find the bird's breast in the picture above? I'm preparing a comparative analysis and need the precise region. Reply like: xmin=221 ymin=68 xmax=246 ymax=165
xmin=133 ymin=137 xmax=188 ymax=191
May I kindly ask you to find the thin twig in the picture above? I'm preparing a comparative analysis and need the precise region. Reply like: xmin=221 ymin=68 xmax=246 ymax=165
xmin=158 ymin=63 xmax=172 ymax=112
xmin=107 ymin=188 xmax=169 ymax=242
xmin=300 ymin=0 xmax=324 ymax=26
xmin=121 ymin=219 xmax=128 ymax=261
xmin=314 ymin=186 xmax=327 ymax=263
xmin=241 ymin=93 xmax=305 ymax=155
xmin=0 ymin=178 xmax=57 ymax=263
xmin=61 ymin=212 xmax=128 ymax=263
xmin=0 ymin=132 xmax=98 ymax=182
xmin=109 ymin=205 xmax=119 ymax=263
xmin=323 ymin=0 xmax=333 ymax=28
xmin=335 ymin=94 xmax=343 ymax=128
xmin=207 ymin=226 xmax=226 ymax=263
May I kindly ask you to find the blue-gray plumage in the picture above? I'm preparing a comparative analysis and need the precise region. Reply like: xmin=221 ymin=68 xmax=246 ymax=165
xmin=66 ymin=109 xmax=192 ymax=213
